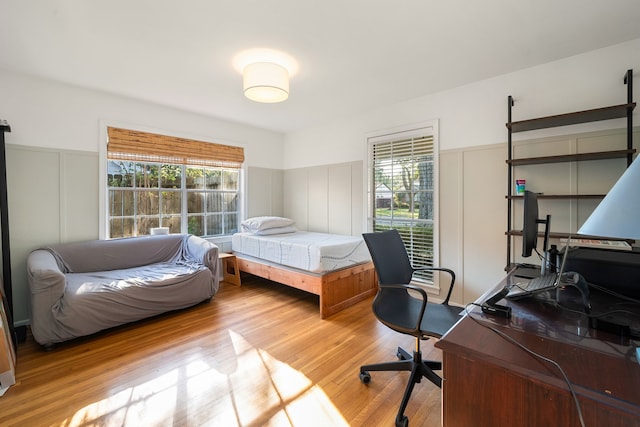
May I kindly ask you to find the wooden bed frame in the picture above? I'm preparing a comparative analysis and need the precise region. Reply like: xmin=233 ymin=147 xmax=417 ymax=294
xmin=234 ymin=254 xmax=377 ymax=319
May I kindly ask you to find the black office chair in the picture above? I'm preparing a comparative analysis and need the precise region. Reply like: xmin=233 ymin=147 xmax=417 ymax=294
xmin=360 ymin=229 xmax=462 ymax=427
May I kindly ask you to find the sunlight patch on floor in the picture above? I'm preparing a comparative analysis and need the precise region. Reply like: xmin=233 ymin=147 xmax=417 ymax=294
xmin=68 ymin=370 xmax=179 ymax=426
xmin=64 ymin=330 xmax=349 ymax=427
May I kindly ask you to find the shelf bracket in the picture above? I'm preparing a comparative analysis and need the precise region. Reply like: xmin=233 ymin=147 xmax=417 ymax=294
xmin=625 ymin=69 xmax=633 ymax=166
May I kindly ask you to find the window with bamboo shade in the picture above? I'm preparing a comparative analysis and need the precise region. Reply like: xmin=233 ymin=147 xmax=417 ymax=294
xmin=106 ymin=127 xmax=244 ymax=238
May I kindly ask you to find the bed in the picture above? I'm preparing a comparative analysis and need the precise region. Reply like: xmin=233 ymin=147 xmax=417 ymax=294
xmin=231 ymin=217 xmax=377 ymax=318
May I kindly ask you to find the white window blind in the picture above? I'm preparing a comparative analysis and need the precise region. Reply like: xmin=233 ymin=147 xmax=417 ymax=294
xmin=368 ymin=126 xmax=437 ymax=285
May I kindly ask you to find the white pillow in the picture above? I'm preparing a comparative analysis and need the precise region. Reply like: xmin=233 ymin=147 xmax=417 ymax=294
xmin=254 ymin=225 xmax=298 ymax=236
xmin=241 ymin=216 xmax=295 ymax=233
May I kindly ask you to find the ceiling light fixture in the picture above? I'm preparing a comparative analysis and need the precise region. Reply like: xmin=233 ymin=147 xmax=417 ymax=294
xmin=243 ymin=62 xmax=289 ymax=103
xmin=233 ymin=49 xmax=297 ymax=104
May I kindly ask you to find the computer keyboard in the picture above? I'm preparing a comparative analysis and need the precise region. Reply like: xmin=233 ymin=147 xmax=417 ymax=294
xmin=513 ymin=265 xmax=542 ymax=279
xmin=525 ymin=273 xmax=558 ymax=292
xmin=507 ymin=273 xmax=558 ymax=298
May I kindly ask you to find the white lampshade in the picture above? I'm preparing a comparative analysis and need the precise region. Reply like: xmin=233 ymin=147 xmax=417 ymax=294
xmin=243 ymin=62 xmax=289 ymax=103
xmin=578 ymin=157 xmax=640 ymax=240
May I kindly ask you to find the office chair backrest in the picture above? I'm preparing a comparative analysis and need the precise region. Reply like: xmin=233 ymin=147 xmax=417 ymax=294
xmin=362 ymin=229 xmax=414 ymax=285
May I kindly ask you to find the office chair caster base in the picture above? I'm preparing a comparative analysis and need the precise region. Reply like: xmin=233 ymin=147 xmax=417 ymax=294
xmin=395 ymin=415 xmax=408 ymax=427
xmin=359 ymin=371 xmax=371 ymax=384
xmin=397 ymin=346 xmax=411 ymax=361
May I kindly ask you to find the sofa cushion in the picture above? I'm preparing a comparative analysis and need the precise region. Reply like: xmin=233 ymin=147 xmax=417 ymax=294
xmin=46 ymin=234 xmax=187 ymax=273
xmin=55 ymin=262 xmax=215 ymax=337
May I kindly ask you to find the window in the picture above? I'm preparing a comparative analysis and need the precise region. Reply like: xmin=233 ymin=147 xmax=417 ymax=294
xmin=106 ymin=127 xmax=244 ymax=239
xmin=367 ymin=123 xmax=438 ymax=286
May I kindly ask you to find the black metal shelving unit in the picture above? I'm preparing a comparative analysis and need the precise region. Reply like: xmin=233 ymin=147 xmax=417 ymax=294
xmin=0 ymin=120 xmax=15 ymax=347
xmin=505 ymin=69 xmax=635 ymax=269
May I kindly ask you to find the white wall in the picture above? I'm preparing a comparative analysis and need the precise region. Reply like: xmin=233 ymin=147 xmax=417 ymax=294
xmin=0 ymin=69 xmax=285 ymax=168
xmin=283 ymin=38 xmax=640 ymax=304
xmin=284 ymin=39 xmax=640 ymax=168
xmin=245 ymin=167 xmax=284 ymax=219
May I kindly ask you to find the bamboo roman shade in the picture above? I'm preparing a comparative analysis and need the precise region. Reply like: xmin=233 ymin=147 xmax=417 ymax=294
xmin=107 ymin=127 xmax=244 ymax=167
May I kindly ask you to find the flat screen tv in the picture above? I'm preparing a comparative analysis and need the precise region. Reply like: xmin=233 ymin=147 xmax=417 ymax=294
xmin=522 ymin=190 xmax=551 ymax=259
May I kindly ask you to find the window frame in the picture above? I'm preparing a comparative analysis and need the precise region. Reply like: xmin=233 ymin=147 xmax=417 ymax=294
xmin=365 ymin=120 xmax=441 ymax=291
xmin=99 ymin=122 xmax=245 ymax=240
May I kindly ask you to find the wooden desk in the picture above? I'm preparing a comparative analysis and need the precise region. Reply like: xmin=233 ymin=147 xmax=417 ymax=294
xmin=436 ymin=272 xmax=640 ymax=427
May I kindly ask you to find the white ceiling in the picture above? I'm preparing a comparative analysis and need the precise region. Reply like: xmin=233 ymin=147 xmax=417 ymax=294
xmin=2 ymin=1 xmax=640 ymax=134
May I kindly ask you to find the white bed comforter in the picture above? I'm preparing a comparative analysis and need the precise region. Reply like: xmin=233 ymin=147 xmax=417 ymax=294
xmin=231 ymin=231 xmax=371 ymax=273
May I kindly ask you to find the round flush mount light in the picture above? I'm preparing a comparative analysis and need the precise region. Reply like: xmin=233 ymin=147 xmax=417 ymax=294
xmin=233 ymin=48 xmax=298 ymax=104
xmin=243 ymin=62 xmax=289 ymax=103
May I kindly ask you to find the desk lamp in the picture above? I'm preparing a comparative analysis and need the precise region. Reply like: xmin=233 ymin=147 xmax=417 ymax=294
xmin=578 ymin=157 xmax=640 ymax=241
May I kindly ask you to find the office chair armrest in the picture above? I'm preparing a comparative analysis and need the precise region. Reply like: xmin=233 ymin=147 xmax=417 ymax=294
xmin=379 ymin=283 xmax=429 ymax=297
xmin=413 ymin=266 xmax=456 ymax=305
xmin=379 ymin=283 xmax=429 ymax=332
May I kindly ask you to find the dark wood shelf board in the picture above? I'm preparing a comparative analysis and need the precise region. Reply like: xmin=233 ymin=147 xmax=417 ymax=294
xmin=506 ymin=103 xmax=636 ymax=133
xmin=506 ymin=194 xmax=605 ymax=200
xmin=506 ymin=149 xmax=636 ymax=166
xmin=506 ymin=229 xmax=633 ymax=243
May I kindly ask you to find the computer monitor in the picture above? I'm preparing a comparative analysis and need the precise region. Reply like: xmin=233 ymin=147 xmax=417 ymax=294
xmin=521 ymin=190 xmax=551 ymax=259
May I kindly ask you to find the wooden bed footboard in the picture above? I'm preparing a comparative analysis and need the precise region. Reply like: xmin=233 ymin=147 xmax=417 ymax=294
xmin=234 ymin=255 xmax=377 ymax=318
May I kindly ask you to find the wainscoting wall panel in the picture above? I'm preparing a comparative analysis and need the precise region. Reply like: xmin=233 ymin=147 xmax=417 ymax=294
xmin=283 ymin=161 xmax=363 ymax=236
xmin=6 ymin=145 xmax=98 ymax=325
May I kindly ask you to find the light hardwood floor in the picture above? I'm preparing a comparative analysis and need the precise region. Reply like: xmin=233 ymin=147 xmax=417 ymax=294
xmin=0 ymin=277 xmax=443 ymax=427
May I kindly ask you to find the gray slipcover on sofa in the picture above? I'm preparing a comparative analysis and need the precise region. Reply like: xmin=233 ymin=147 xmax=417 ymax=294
xmin=27 ymin=234 xmax=219 ymax=347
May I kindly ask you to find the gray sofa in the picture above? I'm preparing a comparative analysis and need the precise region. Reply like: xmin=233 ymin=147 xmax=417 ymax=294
xmin=27 ymin=234 xmax=219 ymax=348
